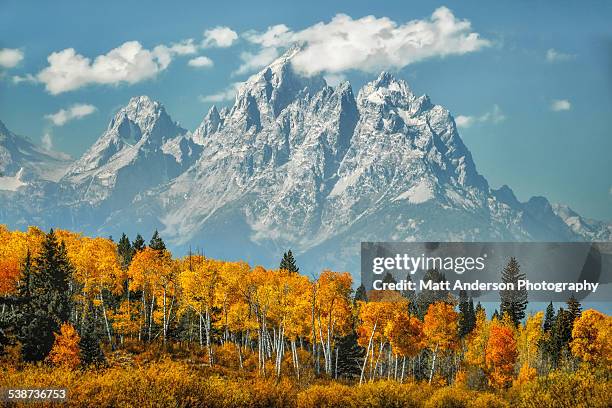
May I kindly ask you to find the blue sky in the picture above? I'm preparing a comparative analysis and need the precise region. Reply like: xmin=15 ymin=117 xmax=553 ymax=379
xmin=1 ymin=0 xmax=611 ymax=221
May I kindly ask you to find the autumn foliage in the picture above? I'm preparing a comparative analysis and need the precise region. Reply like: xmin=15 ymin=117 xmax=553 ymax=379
xmin=0 ymin=225 xmax=610 ymax=407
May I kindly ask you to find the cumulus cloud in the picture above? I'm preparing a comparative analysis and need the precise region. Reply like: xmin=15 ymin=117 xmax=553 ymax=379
xmin=188 ymin=56 xmax=214 ymax=68
xmin=36 ymin=40 xmax=198 ymax=94
xmin=203 ymin=26 xmax=238 ymax=48
xmin=238 ymin=7 xmax=490 ymax=76
xmin=45 ymin=103 xmax=97 ymax=126
xmin=550 ymin=99 xmax=571 ymax=111
xmin=0 ymin=48 xmax=24 ymax=68
xmin=455 ymin=104 xmax=505 ymax=128
xmin=546 ymin=48 xmax=575 ymax=62
xmin=235 ymin=48 xmax=280 ymax=74
xmin=199 ymin=82 xmax=243 ymax=102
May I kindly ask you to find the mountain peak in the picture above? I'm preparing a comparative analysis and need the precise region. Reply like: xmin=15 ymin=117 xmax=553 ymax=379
xmin=231 ymin=46 xmax=326 ymax=125
xmin=359 ymin=71 xmax=413 ymax=106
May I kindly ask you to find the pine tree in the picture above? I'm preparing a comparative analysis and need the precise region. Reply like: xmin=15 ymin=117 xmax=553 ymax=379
xmin=382 ymin=272 xmax=396 ymax=285
xmin=548 ymin=308 xmax=573 ymax=367
xmin=416 ymin=269 xmax=449 ymax=318
xmin=492 ymin=309 xmax=500 ymax=321
xmin=354 ymin=284 xmax=368 ymax=302
xmin=566 ymin=295 xmax=582 ymax=323
xmin=475 ymin=301 xmax=485 ymax=318
xmin=132 ymin=234 xmax=146 ymax=252
xmin=458 ymin=291 xmax=476 ymax=337
xmin=335 ymin=332 xmax=364 ymax=378
xmin=499 ymin=257 xmax=527 ymax=326
xmin=79 ymin=311 xmax=105 ymax=366
xmin=149 ymin=230 xmax=166 ymax=251
xmin=543 ymin=302 xmax=555 ymax=332
xmin=16 ymin=230 xmax=73 ymax=362
xmin=279 ymin=250 xmax=299 ymax=273
xmin=117 ymin=233 xmax=133 ymax=269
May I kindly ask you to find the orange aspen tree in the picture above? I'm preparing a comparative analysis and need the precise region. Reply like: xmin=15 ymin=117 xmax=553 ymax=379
xmin=47 ymin=323 xmax=81 ymax=369
xmin=485 ymin=323 xmax=518 ymax=388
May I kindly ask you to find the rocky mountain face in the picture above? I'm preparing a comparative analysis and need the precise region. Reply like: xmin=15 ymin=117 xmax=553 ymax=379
xmin=0 ymin=49 xmax=609 ymax=273
xmin=0 ymin=120 xmax=70 ymax=189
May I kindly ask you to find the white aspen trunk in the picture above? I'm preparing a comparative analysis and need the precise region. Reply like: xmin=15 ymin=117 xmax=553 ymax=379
xmin=100 ymin=293 xmax=113 ymax=346
xmin=360 ymin=322 xmax=377 ymax=385
xmin=162 ymin=288 xmax=167 ymax=344
xmin=429 ymin=344 xmax=439 ymax=384
xmin=198 ymin=312 xmax=203 ymax=347
xmin=205 ymin=307 xmax=212 ymax=366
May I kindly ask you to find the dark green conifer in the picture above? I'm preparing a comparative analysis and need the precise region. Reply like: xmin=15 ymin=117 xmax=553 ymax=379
xmin=149 ymin=230 xmax=166 ymax=251
xmin=499 ymin=257 xmax=528 ymax=326
xmin=279 ymin=250 xmax=299 ymax=273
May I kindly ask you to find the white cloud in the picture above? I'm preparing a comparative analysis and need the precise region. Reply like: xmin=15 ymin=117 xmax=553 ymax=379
xmin=235 ymin=48 xmax=280 ymax=75
xmin=550 ymin=99 xmax=571 ymax=111
xmin=41 ymin=132 xmax=53 ymax=150
xmin=546 ymin=48 xmax=575 ymax=62
xmin=199 ymin=82 xmax=242 ymax=102
xmin=45 ymin=103 xmax=97 ymax=126
xmin=153 ymin=39 xmax=198 ymax=68
xmin=12 ymin=73 xmax=37 ymax=84
xmin=455 ymin=104 xmax=505 ymax=128
xmin=0 ymin=48 xmax=24 ymax=68
xmin=455 ymin=115 xmax=475 ymax=128
xmin=203 ymin=26 xmax=238 ymax=48
xmin=37 ymin=40 xmax=199 ymax=94
xmin=239 ymin=7 xmax=490 ymax=76
xmin=188 ymin=56 xmax=214 ymax=68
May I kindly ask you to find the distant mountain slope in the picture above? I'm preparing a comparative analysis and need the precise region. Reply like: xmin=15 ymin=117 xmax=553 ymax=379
xmin=0 ymin=120 xmax=70 ymax=190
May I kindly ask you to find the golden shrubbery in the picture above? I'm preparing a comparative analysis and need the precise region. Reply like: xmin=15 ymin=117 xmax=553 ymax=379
xmin=1 ymin=360 xmax=610 ymax=408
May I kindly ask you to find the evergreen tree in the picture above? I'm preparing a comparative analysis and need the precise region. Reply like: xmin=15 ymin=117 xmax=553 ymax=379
xmin=475 ymin=301 xmax=485 ymax=318
xmin=543 ymin=302 xmax=555 ymax=332
xmin=117 ymin=233 xmax=133 ymax=269
xmin=149 ymin=230 xmax=166 ymax=251
xmin=458 ymin=291 xmax=476 ymax=337
xmin=566 ymin=295 xmax=582 ymax=323
xmin=416 ymin=269 xmax=449 ymax=317
xmin=16 ymin=230 xmax=73 ymax=362
xmin=132 ymin=234 xmax=146 ymax=252
xmin=354 ymin=284 xmax=368 ymax=302
xmin=279 ymin=250 xmax=299 ymax=273
xmin=335 ymin=332 xmax=364 ymax=378
xmin=79 ymin=310 xmax=105 ymax=366
xmin=382 ymin=272 xmax=396 ymax=285
xmin=400 ymin=273 xmax=416 ymax=304
xmin=499 ymin=257 xmax=528 ymax=326
xmin=548 ymin=307 xmax=573 ymax=367
xmin=492 ymin=309 xmax=500 ymax=321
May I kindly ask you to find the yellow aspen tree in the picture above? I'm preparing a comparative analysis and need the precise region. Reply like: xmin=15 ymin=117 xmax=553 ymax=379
xmin=423 ymin=301 xmax=459 ymax=384
xmin=570 ymin=309 xmax=611 ymax=366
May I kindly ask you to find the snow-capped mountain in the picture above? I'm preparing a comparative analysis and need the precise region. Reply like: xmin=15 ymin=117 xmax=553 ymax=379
xmin=61 ymin=95 xmax=201 ymax=206
xmin=0 ymin=49 xmax=610 ymax=273
xmin=0 ymin=120 xmax=71 ymax=191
